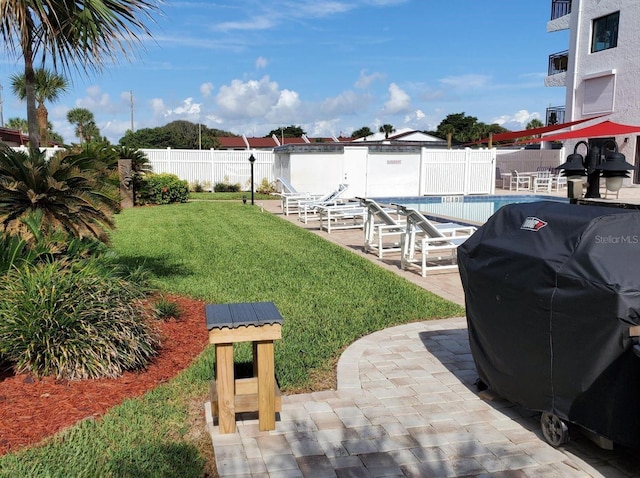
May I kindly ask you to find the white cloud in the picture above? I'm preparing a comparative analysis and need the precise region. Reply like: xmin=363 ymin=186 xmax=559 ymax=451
xmin=215 ymin=76 xmax=284 ymax=119
xmin=439 ymin=74 xmax=492 ymax=91
xmin=355 ymin=70 xmax=384 ymax=89
xmin=492 ymin=109 xmax=540 ymax=128
xmin=214 ymin=16 xmax=275 ymax=32
xmin=75 ymin=85 xmax=116 ymax=113
xmin=166 ymin=97 xmax=202 ymax=117
xmin=200 ymin=82 xmax=214 ymax=98
xmin=383 ymin=83 xmax=411 ymax=114
xmin=268 ymin=89 xmax=301 ymax=122
xmin=321 ymin=90 xmax=369 ymax=116
xmin=256 ymin=56 xmax=268 ymax=69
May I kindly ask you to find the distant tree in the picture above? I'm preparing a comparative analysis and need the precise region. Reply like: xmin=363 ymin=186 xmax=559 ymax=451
xmin=350 ymin=126 xmax=373 ymax=139
xmin=379 ymin=124 xmax=395 ymax=139
xmin=67 ymin=108 xmax=98 ymax=145
xmin=267 ymin=125 xmax=306 ymax=138
xmin=434 ymin=113 xmax=508 ymax=144
xmin=6 ymin=117 xmax=28 ymax=133
xmin=118 ymin=121 xmax=233 ymax=149
xmin=10 ymin=68 xmax=68 ymax=146
xmin=526 ymin=119 xmax=544 ymax=129
xmin=6 ymin=117 xmax=63 ymax=144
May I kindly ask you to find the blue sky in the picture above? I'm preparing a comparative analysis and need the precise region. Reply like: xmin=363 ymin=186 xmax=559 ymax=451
xmin=0 ymin=0 xmax=569 ymax=144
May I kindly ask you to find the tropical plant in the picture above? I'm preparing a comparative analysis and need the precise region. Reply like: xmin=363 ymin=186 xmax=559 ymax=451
xmin=137 ymin=173 xmax=189 ymax=205
xmin=350 ymin=126 xmax=373 ymax=139
xmin=0 ymin=0 xmax=161 ymax=150
xmin=153 ymin=296 xmax=181 ymax=320
xmin=0 ymin=144 xmax=119 ymax=242
xmin=5 ymin=117 xmax=28 ymax=133
xmin=67 ymin=107 xmax=99 ymax=144
xmin=0 ymin=209 xmax=106 ymax=273
xmin=10 ymin=68 xmax=68 ymax=146
xmin=527 ymin=118 xmax=544 ymax=129
xmin=433 ymin=112 xmax=508 ymax=144
xmin=5 ymin=117 xmax=63 ymax=144
xmin=379 ymin=123 xmax=396 ymax=139
xmin=0 ymin=258 xmax=159 ymax=379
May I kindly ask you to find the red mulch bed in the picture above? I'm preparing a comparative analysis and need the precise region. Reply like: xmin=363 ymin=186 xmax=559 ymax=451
xmin=0 ymin=295 xmax=209 ymax=456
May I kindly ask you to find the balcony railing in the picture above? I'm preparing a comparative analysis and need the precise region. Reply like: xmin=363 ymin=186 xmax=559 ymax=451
xmin=548 ymin=50 xmax=569 ymax=76
xmin=546 ymin=106 xmax=565 ymax=126
xmin=551 ymin=0 xmax=571 ymax=20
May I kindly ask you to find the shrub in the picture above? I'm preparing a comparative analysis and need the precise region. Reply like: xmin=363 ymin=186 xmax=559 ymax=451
xmin=0 ymin=259 xmax=160 ymax=379
xmin=213 ymin=181 xmax=240 ymax=192
xmin=256 ymin=178 xmax=276 ymax=194
xmin=190 ymin=181 xmax=204 ymax=193
xmin=153 ymin=296 xmax=181 ymax=320
xmin=138 ymin=173 xmax=189 ymax=205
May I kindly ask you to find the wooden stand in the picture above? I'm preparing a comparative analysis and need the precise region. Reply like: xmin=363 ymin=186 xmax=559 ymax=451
xmin=206 ymin=302 xmax=283 ymax=434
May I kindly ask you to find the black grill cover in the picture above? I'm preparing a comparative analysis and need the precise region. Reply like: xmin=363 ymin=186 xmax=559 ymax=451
xmin=458 ymin=201 xmax=640 ymax=447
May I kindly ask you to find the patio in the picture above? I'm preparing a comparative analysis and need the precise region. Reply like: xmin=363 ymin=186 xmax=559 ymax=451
xmin=206 ymin=193 xmax=640 ymax=477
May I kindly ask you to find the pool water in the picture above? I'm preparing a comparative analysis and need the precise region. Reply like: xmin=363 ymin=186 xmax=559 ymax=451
xmin=372 ymin=195 xmax=569 ymax=225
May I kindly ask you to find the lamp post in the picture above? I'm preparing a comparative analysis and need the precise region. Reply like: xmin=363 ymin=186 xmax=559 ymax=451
xmin=558 ymin=140 xmax=634 ymax=199
xmin=248 ymin=154 xmax=256 ymax=205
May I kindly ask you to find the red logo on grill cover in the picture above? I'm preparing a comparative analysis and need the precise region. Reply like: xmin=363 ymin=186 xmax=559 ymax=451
xmin=521 ymin=217 xmax=547 ymax=231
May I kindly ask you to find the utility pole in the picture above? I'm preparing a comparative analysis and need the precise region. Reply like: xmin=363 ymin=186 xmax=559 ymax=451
xmin=130 ymin=90 xmax=134 ymax=132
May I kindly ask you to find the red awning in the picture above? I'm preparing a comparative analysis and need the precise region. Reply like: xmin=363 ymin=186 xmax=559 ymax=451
xmin=514 ymin=120 xmax=640 ymax=144
xmin=472 ymin=115 xmax=606 ymax=144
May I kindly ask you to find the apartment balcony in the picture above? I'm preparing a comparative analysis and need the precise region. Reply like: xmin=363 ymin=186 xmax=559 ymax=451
xmin=548 ymin=50 xmax=568 ymax=75
xmin=551 ymin=0 xmax=571 ymax=20
xmin=548 ymin=0 xmax=571 ymax=31
xmin=545 ymin=50 xmax=568 ymax=87
xmin=546 ymin=106 xmax=565 ymax=126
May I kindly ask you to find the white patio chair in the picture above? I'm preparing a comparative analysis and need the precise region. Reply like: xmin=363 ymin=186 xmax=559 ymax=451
xmin=396 ymin=206 xmax=476 ymax=277
xmin=317 ymin=202 xmax=366 ymax=233
xmin=551 ymin=172 xmax=567 ymax=191
xmin=358 ymin=197 xmax=406 ymax=258
xmin=510 ymin=170 xmax=531 ymax=191
xmin=533 ymin=170 xmax=552 ymax=193
xmin=296 ymin=184 xmax=350 ymax=223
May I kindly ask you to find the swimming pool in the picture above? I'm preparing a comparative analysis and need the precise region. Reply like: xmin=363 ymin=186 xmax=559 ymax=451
xmin=372 ymin=195 xmax=570 ymax=225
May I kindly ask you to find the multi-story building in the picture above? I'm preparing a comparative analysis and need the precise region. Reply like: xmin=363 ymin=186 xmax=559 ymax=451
xmin=545 ymin=0 xmax=640 ymax=181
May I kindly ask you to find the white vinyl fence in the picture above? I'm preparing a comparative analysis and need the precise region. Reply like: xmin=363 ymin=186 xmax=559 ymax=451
xmin=142 ymin=148 xmax=275 ymax=190
xmin=421 ymin=149 xmax=496 ymax=195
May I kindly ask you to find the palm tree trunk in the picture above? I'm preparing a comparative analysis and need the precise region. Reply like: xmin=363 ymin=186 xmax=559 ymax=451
xmin=23 ymin=44 xmax=40 ymax=153
xmin=36 ymin=104 xmax=48 ymax=146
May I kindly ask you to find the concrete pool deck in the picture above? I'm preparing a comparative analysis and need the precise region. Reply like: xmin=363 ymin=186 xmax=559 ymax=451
xmin=206 ymin=188 xmax=640 ymax=477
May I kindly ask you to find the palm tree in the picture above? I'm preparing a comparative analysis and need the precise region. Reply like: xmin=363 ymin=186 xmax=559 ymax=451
xmin=67 ymin=108 xmax=98 ymax=144
xmin=0 ymin=1 xmax=161 ymax=151
xmin=6 ymin=117 xmax=28 ymax=133
xmin=0 ymin=144 xmax=119 ymax=242
xmin=379 ymin=124 xmax=396 ymax=139
xmin=11 ymin=68 xmax=68 ymax=146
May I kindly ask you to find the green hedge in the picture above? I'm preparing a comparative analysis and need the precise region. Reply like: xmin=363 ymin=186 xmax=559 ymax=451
xmin=138 ymin=174 xmax=189 ymax=205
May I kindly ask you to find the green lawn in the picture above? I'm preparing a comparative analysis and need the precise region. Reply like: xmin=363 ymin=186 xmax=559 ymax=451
xmin=0 ymin=201 xmax=464 ymax=477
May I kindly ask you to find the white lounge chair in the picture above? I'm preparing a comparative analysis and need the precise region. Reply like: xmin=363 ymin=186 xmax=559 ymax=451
xmin=396 ymin=206 xmax=476 ymax=277
xmin=317 ymin=202 xmax=366 ymax=233
xmin=358 ymin=197 xmax=406 ymax=258
xmin=275 ymin=178 xmax=324 ymax=215
xmin=296 ymin=184 xmax=350 ymax=223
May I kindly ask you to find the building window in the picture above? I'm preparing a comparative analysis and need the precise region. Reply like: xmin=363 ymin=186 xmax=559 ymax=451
xmin=591 ymin=12 xmax=619 ymax=53
xmin=582 ymin=74 xmax=615 ymax=115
